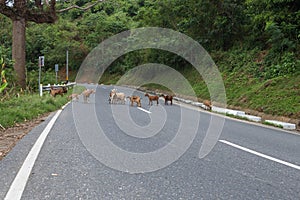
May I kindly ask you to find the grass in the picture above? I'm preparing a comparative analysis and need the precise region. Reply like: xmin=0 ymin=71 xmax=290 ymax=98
xmin=225 ymin=113 xmax=250 ymax=121
xmin=0 ymin=90 xmax=72 ymax=128
xmin=263 ymin=121 xmax=284 ymax=129
xmin=99 ymin=71 xmax=122 ymax=85
xmin=140 ymin=83 xmax=173 ymax=94
xmin=99 ymin=50 xmax=300 ymax=121
xmin=99 ymin=67 xmax=300 ymax=120
xmin=2 ymin=49 xmax=298 ymax=130
xmin=222 ymin=72 xmax=300 ymax=119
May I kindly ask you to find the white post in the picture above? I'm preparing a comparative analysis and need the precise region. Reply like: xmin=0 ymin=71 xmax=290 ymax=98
xmin=38 ymin=56 xmax=44 ymax=96
xmin=39 ymin=84 xmax=43 ymax=97
xmin=55 ymin=64 xmax=59 ymax=84
xmin=38 ymin=65 xmax=41 ymax=93
xmin=66 ymin=50 xmax=69 ymax=82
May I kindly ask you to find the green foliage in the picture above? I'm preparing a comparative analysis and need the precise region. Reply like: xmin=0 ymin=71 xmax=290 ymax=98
xmin=0 ymin=45 xmax=14 ymax=94
xmin=147 ymin=0 xmax=246 ymax=50
xmin=0 ymin=91 xmax=71 ymax=128
xmin=99 ymin=71 xmax=121 ymax=85
xmin=0 ymin=59 xmax=8 ymax=93
xmin=26 ymin=69 xmax=60 ymax=92
xmin=7 ymin=0 xmax=298 ymax=83
xmin=140 ymin=83 xmax=173 ymax=94
xmin=78 ymin=10 xmax=134 ymax=49
xmin=0 ymin=15 xmax=12 ymax=49
xmin=211 ymin=49 xmax=300 ymax=118
xmin=26 ymin=18 xmax=87 ymax=71
xmin=263 ymin=52 xmax=299 ymax=79
xmin=245 ymin=0 xmax=300 ymax=52
xmin=263 ymin=121 xmax=283 ymax=129
xmin=0 ymin=0 xmax=299 ymax=124
xmin=212 ymin=47 xmax=299 ymax=80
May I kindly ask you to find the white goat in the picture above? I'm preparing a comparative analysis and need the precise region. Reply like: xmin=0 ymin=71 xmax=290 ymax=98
xmin=110 ymin=89 xmax=126 ymax=104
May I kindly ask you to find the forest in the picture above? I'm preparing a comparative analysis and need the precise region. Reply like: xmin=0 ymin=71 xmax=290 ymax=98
xmin=0 ymin=0 xmax=299 ymax=119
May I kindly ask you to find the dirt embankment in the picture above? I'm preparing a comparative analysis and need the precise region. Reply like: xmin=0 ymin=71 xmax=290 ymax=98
xmin=0 ymin=113 xmax=50 ymax=160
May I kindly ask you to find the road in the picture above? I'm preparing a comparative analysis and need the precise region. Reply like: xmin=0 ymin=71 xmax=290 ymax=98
xmin=1 ymin=85 xmax=300 ymax=199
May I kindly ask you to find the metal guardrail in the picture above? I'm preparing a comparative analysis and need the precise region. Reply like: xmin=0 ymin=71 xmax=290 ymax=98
xmin=41 ymin=82 xmax=76 ymax=91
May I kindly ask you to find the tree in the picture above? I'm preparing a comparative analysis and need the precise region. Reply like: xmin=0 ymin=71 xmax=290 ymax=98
xmin=0 ymin=0 xmax=57 ymax=89
xmin=0 ymin=0 xmax=103 ymax=89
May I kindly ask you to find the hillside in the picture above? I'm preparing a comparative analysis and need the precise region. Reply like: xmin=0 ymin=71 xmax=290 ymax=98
xmin=0 ymin=0 xmax=299 ymax=127
xmin=99 ymin=49 xmax=300 ymax=121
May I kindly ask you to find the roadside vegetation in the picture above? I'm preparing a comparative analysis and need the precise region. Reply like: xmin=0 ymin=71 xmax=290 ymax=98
xmin=0 ymin=90 xmax=70 ymax=127
xmin=0 ymin=0 xmax=299 ymax=128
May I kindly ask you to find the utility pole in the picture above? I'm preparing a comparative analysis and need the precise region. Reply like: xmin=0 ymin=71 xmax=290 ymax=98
xmin=38 ymin=56 xmax=44 ymax=97
xmin=66 ymin=49 xmax=69 ymax=83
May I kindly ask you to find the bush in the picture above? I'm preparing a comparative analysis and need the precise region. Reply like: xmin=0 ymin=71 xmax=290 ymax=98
xmin=263 ymin=52 xmax=299 ymax=79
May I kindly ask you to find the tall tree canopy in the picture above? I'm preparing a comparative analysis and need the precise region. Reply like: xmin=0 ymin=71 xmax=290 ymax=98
xmin=0 ymin=0 xmax=57 ymax=88
xmin=0 ymin=0 xmax=299 ymax=88
xmin=0 ymin=0 xmax=103 ymax=89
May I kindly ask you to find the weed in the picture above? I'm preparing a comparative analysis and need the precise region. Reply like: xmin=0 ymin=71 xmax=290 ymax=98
xmin=0 ymin=90 xmax=71 ymax=128
xmin=263 ymin=121 xmax=284 ymax=129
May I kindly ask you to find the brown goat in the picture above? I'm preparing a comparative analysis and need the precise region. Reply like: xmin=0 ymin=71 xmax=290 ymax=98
xmin=82 ymin=89 xmax=95 ymax=103
xmin=68 ymin=93 xmax=79 ymax=101
xmin=203 ymin=100 xmax=212 ymax=110
xmin=127 ymin=96 xmax=141 ymax=107
xmin=145 ymin=93 xmax=159 ymax=106
xmin=161 ymin=94 xmax=173 ymax=105
xmin=50 ymin=86 xmax=67 ymax=97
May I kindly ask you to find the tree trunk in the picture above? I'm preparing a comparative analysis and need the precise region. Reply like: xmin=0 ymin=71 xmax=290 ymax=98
xmin=12 ymin=18 xmax=26 ymax=89
xmin=0 ymin=0 xmax=99 ymax=89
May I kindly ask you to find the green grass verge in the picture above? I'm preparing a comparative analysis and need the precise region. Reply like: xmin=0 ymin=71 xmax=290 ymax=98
xmin=99 ymin=72 xmax=122 ymax=85
xmin=222 ymin=72 xmax=300 ymax=119
xmin=225 ymin=113 xmax=250 ymax=121
xmin=140 ymin=83 xmax=173 ymax=94
xmin=99 ymin=59 xmax=299 ymax=120
xmin=0 ymin=90 xmax=71 ymax=128
xmin=262 ymin=121 xmax=284 ymax=129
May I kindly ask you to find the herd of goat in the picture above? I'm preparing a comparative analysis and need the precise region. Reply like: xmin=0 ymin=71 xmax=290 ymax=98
xmin=49 ymin=86 xmax=211 ymax=110
xmin=49 ymin=86 xmax=95 ymax=103
xmin=108 ymin=88 xmax=173 ymax=107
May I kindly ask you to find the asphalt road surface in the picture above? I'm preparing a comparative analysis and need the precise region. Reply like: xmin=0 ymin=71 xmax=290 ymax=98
xmin=1 ymin=85 xmax=300 ymax=200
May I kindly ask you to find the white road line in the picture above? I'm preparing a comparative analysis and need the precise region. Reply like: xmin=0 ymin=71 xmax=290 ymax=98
xmin=219 ymin=140 xmax=300 ymax=171
xmin=5 ymin=110 xmax=63 ymax=200
xmin=137 ymin=107 xmax=151 ymax=114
